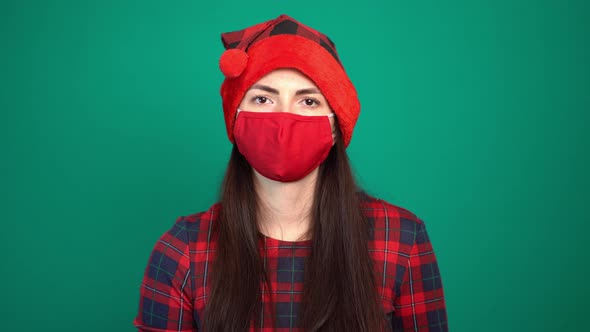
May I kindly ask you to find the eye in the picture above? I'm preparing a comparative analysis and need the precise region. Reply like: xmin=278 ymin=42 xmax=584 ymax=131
xmin=302 ymin=98 xmax=320 ymax=107
xmin=252 ymin=96 xmax=272 ymax=104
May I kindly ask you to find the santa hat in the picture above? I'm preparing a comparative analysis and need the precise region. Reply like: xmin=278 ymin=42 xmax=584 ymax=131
xmin=219 ymin=14 xmax=360 ymax=147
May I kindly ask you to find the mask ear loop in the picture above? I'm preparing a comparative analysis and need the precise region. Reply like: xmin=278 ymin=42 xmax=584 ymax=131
xmin=328 ymin=113 xmax=337 ymax=145
xmin=235 ymin=108 xmax=245 ymax=121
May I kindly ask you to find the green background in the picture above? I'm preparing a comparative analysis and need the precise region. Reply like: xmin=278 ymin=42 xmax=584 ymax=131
xmin=1 ymin=0 xmax=588 ymax=331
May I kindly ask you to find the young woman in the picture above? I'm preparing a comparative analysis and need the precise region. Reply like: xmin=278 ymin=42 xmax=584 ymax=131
xmin=134 ymin=14 xmax=448 ymax=332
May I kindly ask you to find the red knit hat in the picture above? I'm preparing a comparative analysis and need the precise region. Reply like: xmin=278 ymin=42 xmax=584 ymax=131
xmin=219 ymin=14 xmax=360 ymax=147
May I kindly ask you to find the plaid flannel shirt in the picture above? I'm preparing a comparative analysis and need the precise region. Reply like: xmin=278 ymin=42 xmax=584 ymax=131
xmin=133 ymin=193 xmax=448 ymax=331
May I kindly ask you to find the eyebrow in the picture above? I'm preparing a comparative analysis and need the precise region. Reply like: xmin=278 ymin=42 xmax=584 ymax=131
xmin=249 ymin=84 xmax=321 ymax=96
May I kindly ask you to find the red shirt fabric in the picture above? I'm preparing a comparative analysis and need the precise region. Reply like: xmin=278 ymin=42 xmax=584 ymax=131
xmin=133 ymin=192 xmax=448 ymax=331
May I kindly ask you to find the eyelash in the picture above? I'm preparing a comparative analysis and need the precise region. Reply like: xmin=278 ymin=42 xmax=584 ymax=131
xmin=250 ymin=95 xmax=321 ymax=106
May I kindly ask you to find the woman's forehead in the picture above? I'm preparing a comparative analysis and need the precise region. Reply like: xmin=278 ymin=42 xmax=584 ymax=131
xmin=248 ymin=68 xmax=319 ymax=92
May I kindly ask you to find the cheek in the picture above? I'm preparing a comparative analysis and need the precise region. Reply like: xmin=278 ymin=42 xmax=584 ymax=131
xmin=238 ymin=96 xmax=250 ymax=110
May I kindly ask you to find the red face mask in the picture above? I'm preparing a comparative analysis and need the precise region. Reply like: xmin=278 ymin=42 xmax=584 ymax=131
xmin=233 ymin=109 xmax=335 ymax=182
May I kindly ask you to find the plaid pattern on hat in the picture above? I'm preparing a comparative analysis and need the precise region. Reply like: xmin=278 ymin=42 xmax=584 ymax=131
xmin=133 ymin=193 xmax=448 ymax=331
xmin=218 ymin=14 xmax=361 ymax=148
xmin=221 ymin=14 xmax=341 ymax=65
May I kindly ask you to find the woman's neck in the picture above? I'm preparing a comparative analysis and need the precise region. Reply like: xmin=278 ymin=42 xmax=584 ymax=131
xmin=253 ymin=168 xmax=318 ymax=242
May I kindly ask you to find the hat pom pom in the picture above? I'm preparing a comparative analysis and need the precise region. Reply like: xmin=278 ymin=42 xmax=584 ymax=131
xmin=219 ymin=49 xmax=248 ymax=78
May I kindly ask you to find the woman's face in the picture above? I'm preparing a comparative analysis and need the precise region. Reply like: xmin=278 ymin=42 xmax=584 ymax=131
xmin=238 ymin=68 xmax=333 ymax=116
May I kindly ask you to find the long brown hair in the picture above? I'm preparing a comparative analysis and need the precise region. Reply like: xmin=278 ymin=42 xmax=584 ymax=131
xmin=203 ymin=131 xmax=386 ymax=331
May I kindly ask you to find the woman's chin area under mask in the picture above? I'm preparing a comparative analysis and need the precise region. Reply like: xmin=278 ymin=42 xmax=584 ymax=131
xmin=253 ymin=164 xmax=320 ymax=186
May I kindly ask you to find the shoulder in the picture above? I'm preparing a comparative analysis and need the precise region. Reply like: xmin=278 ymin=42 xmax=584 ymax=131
xmin=159 ymin=202 xmax=221 ymax=249
xmin=358 ymin=191 xmax=424 ymax=227
xmin=357 ymin=191 xmax=426 ymax=250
